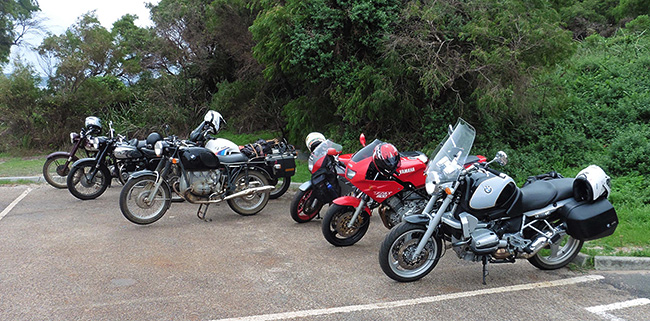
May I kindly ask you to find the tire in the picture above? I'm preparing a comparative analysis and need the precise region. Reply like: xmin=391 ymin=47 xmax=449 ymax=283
xmin=119 ymin=175 xmax=171 ymax=225
xmin=321 ymin=204 xmax=370 ymax=247
xmin=66 ymin=160 xmax=110 ymax=200
xmin=528 ymin=234 xmax=584 ymax=270
xmin=269 ymin=176 xmax=291 ymax=199
xmin=43 ymin=155 xmax=72 ymax=189
xmin=290 ymin=188 xmax=323 ymax=223
xmin=227 ymin=170 xmax=270 ymax=216
xmin=378 ymin=222 xmax=442 ymax=282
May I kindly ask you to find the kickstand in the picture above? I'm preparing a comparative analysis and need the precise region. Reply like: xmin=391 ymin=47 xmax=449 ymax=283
xmin=197 ymin=204 xmax=211 ymax=222
xmin=482 ymin=256 xmax=489 ymax=285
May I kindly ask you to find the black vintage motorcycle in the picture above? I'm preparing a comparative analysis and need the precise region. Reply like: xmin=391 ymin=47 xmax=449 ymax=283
xmin=378 ymin=119 xmax=618 ymax=284
xmin=43 ymin=116 xmax=102 ymax=188
xmin=119 ymin=136 xmax=273 ymax=225
xmin=66 ymin=122 xmax=163 ymax=200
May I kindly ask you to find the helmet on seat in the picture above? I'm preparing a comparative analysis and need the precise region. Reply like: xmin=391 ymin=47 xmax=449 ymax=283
xmin=146 ymin=132 xmax=163 ymax=147
xmin=573 ymin=165 xmax=611 ymax=202
xmin=84 ymin=116 xmax=102 ymax=133
xmin=305 ymin=132 xmax=326 ymax=152
xmin=373 ymin=143 xmax=400 ymax=176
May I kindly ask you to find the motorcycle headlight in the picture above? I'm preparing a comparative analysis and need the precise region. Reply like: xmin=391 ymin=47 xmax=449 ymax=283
xmin=346 ymin=168 xmax=356 ymax=180
xmin=155 ymin=141 xmax=164 ymax=157
xmin=425 ymin=171 xmax=441 ymax=194
xmin=92 ymin=137 xmax=100 ymax=150
xmin=308 ymin=163 xmax=314 ymax=173
xmin=70 ymin=132 xmax=79 ymax=144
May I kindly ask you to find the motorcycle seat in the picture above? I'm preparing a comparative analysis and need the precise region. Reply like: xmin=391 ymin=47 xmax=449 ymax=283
xmin=140 ymin=148 xmax=157 ymax=158
xmin=519 ymin=178 xmax=574 ymax=212
xmin=217 ymin=153 xmax=249 ymax=164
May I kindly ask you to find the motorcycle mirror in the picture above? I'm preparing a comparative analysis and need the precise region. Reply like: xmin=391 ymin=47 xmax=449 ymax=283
xmin=360 ymin=133 xmax=366 ymax=147
xmin=494 ymin=151 xmax=508 ymax=166
xmin=327 ymin=148 xmax=339 ymax=156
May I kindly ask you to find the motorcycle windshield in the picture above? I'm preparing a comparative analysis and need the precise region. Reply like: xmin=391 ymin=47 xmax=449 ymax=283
xmin=426 ymin=119 xmax=476 ymax=187
xmin=350 ymin=139 xmax=383 ymax=163
xmin=308 ymin=140 xmax=342 ymax=168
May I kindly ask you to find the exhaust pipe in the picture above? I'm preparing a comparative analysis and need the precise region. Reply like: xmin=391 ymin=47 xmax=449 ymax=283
xmin=183 ymin=185 xmax=274 ymax=204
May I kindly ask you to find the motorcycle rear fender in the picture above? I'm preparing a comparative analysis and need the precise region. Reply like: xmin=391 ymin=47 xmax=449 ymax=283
xmin=47 ymin=151 xmax=76 ymax=161
xmin=299 ymin=181 xmax=311 ymax=191
xmin=404 ymin=214 xmax=430 ymax=225
xmin=332 ymin=196 xmax=372 ymax=215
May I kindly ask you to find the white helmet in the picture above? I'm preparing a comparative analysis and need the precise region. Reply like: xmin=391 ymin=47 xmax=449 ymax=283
xmin=204 ymin=110 xmax=225 ymax=133
xmin=84 ymin=116 xmax=102 ymax=132
xmin=573 ymin=165 xmax=611 ymax=202
xmin=305 ymin=132 xmax=325 ymax=152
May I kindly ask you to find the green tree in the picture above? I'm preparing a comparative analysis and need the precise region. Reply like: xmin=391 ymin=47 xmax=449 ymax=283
xmin=0 ymin=0 xmax=40 ymax=64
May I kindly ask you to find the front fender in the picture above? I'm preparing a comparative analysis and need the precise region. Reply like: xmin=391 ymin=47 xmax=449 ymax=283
xmin=332 ymin=196 xmax=372 ymax=215
xmin=129 ymin=170 xmax=157 ymax=180
xmin=47 ymin=151 xmax=75 ymax=161
xmin=70 ymin=158 xmax=112 ymax=186
xmin=403 ymin=214 xmax=430 ymax=226
xmin=298 ymin=181 xmax=311 ymax=191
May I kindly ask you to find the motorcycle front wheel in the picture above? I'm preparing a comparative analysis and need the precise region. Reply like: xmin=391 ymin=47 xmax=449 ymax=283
xmin=290 ymin=188 xmax=322 ymax=223
xmin=379 ymin=222 xmax=442 ymax=282
xmin=321 ymin=204 xmax=370 ymax=247
xmin=227 ymin=170 xmax=270 ymax=216
xmin=528 ymin=234 xmax=583 ymax=270
xmin=66 ymin=161 xmax=110 ymax=200
xmin=119 ymin=175 xmax=171 ymax=225
xmin=269 ymin=177 xmax=291 ymax=199
xmin=43 ymin=155 xmax=71 ymax=189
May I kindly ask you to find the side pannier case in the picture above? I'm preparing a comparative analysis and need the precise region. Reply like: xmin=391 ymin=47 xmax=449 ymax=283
xmin=266 ymin=154 xmax=296 ymax=178
xmin=559 ymin=198 xmax=618 ymax=241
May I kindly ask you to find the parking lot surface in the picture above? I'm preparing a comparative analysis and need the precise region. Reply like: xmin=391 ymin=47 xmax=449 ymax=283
xmin=1 ymin=184 xmax=648 ymax=320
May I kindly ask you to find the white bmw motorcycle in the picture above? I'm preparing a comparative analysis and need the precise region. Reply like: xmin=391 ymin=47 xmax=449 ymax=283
xmin=378 ymin=119 xmax=618 ymax=284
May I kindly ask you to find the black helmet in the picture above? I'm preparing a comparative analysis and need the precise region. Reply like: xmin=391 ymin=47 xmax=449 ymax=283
xmin=146 ymin=132 xmax=163 ymax=147
xmin=84 ymin=116 xmax=102 ymax=133
xmin=373 ymin=143 xmax=401 ymax=176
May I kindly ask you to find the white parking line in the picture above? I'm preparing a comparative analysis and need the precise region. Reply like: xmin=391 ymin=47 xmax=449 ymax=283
xmin=586 ymin=298 xmax=650 ymax=321
xmin=0 ymin=187 xmax=32 ymax=221
xmin=213 ymin=275 xmax=604 ymax=321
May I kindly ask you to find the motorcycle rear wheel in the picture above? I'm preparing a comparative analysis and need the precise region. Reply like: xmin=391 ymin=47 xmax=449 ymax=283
xmin=321 ymin=204 xmax=370 ymax=246
xmin=119 ymin=175 xmax=171 ymax=225
xmin=290 ymin=189 xmax=322 ymax=223
xmin=227 ymin=170 xmax=270 ymax=216
xmin=43 ymin=155 xmax=70 ymax=189
xmin=269 ymin=177 xmax=291 ymax=199
xmin=66 ymin=161 xmax=110 ymax=200
xmin=379 ymin=222 xmax=442 ymax=282
xmin=528 ymin=234 xmax=583 ymax=270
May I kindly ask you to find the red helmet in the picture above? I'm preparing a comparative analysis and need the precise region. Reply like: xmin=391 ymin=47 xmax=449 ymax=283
xmin=373 ymin=143 xmax=401 ymax=176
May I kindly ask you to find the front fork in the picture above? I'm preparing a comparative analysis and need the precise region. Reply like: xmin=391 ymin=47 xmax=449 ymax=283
xmin=412 ymin=182 xmax=458 ymax=258
xmin=145 ymin=159 xmax=171 ymax=205
xmin=347 ymin=197 xmax=368 ymax=228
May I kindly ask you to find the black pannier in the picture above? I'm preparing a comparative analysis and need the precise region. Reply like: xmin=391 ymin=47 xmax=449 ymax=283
xmin=266 ymin=154 xmax=296 ymax=178
xmin=311 ymin=167 xmax=340 ymax=203
xmin=559 ymin=198 xmax=618 ymax=241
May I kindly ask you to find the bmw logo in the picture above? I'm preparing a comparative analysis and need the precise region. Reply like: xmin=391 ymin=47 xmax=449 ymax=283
xmin=484 ymin=186 xmax=493 ymax=194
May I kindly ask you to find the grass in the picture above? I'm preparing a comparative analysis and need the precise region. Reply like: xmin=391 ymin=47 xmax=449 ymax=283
xmin=0 ymin=153 xmax=46 ymax=177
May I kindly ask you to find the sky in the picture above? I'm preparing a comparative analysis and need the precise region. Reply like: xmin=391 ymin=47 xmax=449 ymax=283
xmin=7 ymin=0 xmax=161 ymax=74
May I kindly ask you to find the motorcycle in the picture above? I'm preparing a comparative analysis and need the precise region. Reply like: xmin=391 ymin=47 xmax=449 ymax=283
xmin=289 ymin=138 xmax=354 ymax=223
xmin=378 ymin=119 xmax=618 ymax=284
xmin=66 ymin=121 xmax=162 ymax=200
xmin=119 ymin=135 xmax=274 ymax=225
xmin=190 ymin=110 xmax=297 ymax=199
xmin=322 ymin=135 xmax=487 ymax=246
xmin=42 ymin=116 xmax=102 ymax=188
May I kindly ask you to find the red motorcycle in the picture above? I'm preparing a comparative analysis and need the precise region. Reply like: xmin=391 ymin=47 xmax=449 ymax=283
xmin=322 ymin=135 xmax=486 ymax=246
xmin=290 ymin=134 xmax=354 ymax=223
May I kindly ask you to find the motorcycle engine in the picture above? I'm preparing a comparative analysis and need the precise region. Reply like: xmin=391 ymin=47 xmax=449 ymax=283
xmin=379 ymin=193 xmax=427 ymax=228
xmin=179 ymin=170 xmax=222 ymax=197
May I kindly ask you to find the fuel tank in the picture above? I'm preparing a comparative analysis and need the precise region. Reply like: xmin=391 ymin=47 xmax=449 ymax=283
xmin=180 ymin=147 xmax=221 ymax=170
xmin=458 ymin=171 xmax=520 ymax=220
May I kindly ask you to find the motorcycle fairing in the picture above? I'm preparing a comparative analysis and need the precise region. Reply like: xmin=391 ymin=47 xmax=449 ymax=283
xmin=332 ymin=196 xmax=372 ymax=215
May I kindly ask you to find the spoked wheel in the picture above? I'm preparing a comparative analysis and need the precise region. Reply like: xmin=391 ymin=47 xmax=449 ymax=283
xmin=379 ymin=222 xmax=442 ymax=282
xmin=321 ymin=204 xmax=370 ymax=247
xmin=290 ymin=188 xmax=323 ymax=223
xmin=119 ymin=175 xmax=171 ymax=225
xmin=227 ymin=170 xmax=270 ymax=216
xmin=269 ymin=177 xmax=291 ymax=199
xmin=43 ymin=155 xmax=72 ymax=189
xmin=528 ymin=232 xmax=583 ymax=270
xmin=66 ymin=161 xmax=110 ymax=200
